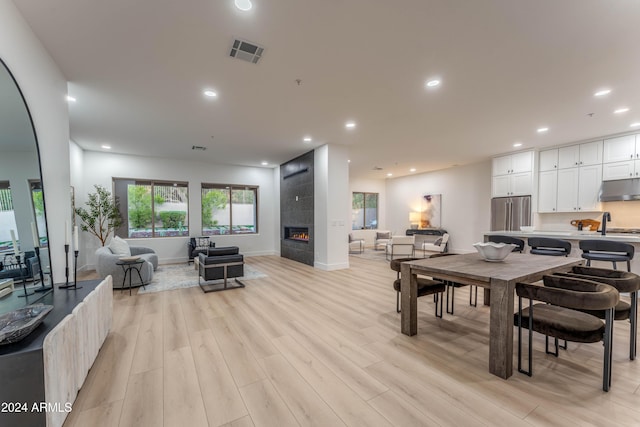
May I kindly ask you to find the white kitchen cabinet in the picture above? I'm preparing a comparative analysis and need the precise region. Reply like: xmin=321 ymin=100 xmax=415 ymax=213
xmin=492 ymin=151 xmax=533 ymax=176
xmin=603 ymin=159 xmax=640 ymax=180
xmin=603 ymin=134 xmax=638 ymax=163
xmin=492 ymin=172 xmax=532 ymax=197
xmin=539 ymin=149 xmax=558 ymax=172
xmin=577 ymin=164 xmax=603 ymax=211
xmin=558 ymin=141 xmax=603 ymax=169
xmin=555 ymin=165 xmax=602 ymax=212
xmin=538 ymin=169 xmax=558 ymax=212
xmin=492 ymin=151 xmax=533 ymax=196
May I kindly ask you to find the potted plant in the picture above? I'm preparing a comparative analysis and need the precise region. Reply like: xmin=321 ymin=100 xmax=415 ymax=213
xmin=75 ymin=185 xmax=123 ymax=246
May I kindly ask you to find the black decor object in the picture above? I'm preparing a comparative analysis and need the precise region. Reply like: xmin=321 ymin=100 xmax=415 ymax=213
xmin=33 ymin=246 xmax=51 ymax=293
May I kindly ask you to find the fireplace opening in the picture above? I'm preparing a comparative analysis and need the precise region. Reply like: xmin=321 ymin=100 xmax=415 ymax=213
xmin=284 ymin=226 xmax=309 ymax=242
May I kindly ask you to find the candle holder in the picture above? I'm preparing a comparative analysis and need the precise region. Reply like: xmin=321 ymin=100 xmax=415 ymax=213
xmin=33 ymin=246 xmax=52 ymax=293
xmin=59 ymin=244 xmax=77 ymax=290
xmin=16 ymin=254 xmax=35 ymax=298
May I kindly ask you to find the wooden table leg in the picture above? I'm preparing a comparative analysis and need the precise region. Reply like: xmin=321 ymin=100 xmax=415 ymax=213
xmin=401 ymin=263 xmax=418 ymax=336
xmin=489 ymin=277 xmax=514 ymax=379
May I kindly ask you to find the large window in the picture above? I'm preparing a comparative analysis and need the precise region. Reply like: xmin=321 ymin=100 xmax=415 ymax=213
xmin=201 ymin=184 xmax=257 ymax=235
xmin=0 ymin=181 xmax=17 ymax=251
xmin=114 ymin=179 xmax=189 ymax=238
xmin=352 ymin=192 xmax=378 ymax=230
xmin=30 ymin=180 xmax=48 ymax=247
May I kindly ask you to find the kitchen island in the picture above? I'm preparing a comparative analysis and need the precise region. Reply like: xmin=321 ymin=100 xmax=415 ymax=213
xmin=484 ymin=230 xmax=640 ymax=274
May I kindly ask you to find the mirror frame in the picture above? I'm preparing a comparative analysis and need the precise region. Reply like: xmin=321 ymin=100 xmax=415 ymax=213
xmin=0 ymin=57 xmax=52 ymax=288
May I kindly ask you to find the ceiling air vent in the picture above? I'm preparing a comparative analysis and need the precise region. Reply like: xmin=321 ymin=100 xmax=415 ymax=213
xmin=230 ymin=38 xmax=264 ymax=64
xmin=372 ymin=166 xmax=383 ymax=171
xmin=192 ymin=145 xmax=207 ymax=151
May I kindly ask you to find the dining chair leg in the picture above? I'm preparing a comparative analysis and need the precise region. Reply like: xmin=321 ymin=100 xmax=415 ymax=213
xmin=446 ymin=283 xmax=455 ymax=315
xmin=469 ymin=285 xmax=478 ymax=307
xmin=396 ymin=291 xmax=400 ymax=313
xmin=435 ymin=292 xmax=443 ymax=318
xmin=603 ymin=308 xmax=614 ymax=392
xmin=631 ymin=291 xmax=637 ymax=360
xmin=517 ymin=296 xmax=533 ymax=376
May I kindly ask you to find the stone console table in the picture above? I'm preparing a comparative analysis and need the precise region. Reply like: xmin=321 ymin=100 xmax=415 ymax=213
xmin=0 ymin=277 xmax=112 ymax=427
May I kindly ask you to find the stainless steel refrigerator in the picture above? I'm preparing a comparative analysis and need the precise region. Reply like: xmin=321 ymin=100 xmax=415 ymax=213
xmin=491 ymin=196 xmax=531 ymax=231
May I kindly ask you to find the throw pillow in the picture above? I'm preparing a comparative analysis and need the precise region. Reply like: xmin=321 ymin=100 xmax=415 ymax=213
xmin=376 ymin=231 xmax=390 ymax=240
xmin=108 ymin=236 xmax=131 ymax=256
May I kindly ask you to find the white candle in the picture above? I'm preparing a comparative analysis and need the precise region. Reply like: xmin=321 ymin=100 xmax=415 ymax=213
xmin=31 ymin=222 xmax=39 ymax=248
xmin=65 ymin=221 xmax=70 ymax=245
xmin=10 ymin=229 xmax=18 ymax=253
xmin=74 ymin=226 xmax=79 ymax=248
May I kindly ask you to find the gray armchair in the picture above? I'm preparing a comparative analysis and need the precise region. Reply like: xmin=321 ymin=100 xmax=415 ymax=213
xmin=95 ymin=246 xmax=158 ymax=289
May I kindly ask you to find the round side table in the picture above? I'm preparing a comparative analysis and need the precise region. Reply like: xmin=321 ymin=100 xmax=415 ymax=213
xmin=116 ymin=259 xmax=146 ymax=295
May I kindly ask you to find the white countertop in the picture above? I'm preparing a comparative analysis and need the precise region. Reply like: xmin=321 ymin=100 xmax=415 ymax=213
xmin=484 ymin=230 xmax=640 ymax=243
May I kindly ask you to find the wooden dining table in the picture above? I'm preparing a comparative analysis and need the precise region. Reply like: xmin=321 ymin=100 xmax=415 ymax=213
xmin=400 ymin=252 xmax=584 ymax=379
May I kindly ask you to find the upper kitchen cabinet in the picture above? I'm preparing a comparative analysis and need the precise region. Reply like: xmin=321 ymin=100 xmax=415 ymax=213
xmin=539 ymin=149 xmax=559 ymax=172
xmin=603 ymin=134 xmax=637 ymax=163
xmin=603 ymin=135 xmax=640 ymax=180
xmin=492 ymin=151 xmax=533 ymax=176
xmin=492 ymin=151 xmax=533 ymax=197
xmin=555 ymin=164 xmax=602 ymax=212
xmin=558 ymin=141 xmax=603 ymax=169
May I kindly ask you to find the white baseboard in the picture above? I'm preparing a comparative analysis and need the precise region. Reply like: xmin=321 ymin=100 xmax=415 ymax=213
xmin=314 ymin=261 xmax=350 ymax=271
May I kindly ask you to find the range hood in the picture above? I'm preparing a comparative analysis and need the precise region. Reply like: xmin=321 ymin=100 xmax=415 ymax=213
xmin=599 ymin=178 xmax=640 ymax=201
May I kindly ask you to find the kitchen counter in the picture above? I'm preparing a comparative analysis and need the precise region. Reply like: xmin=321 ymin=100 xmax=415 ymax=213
xmin=485 ymin=230 xmax=640 ymax=242
xmin=484 ymin=230 xmax=640 ymax=274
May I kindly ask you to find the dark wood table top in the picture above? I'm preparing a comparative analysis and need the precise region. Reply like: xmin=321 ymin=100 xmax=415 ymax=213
xmin=403 ymin=252 xmax=584 ymax=286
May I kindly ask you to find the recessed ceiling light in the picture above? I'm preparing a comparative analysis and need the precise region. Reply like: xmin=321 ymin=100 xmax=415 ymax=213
xmin=614 ymin=108 xmax=630 ymax=114
xmin=234 ymin=0 xmax=253 ymax=11
xmin=426 ymin=79 xmax=441 ymax=88
xmin=66 ymin=95 xmax=76 ymax=102
xmin=348 ymin=160 xmax=351 ymax=163
xmin=630 ymin=122 xmax=640 ymax=128
xmin=513 ymin=142 xmax=522 ymax=147
xmin=537 ymin=127 xmax=549 ymax=133
xmin=101 ymin=145 xmax=111 ymax=150
xmin=345 ymin=121 xmax=356 ymax=129
xmin=303 ymin=136 xmax=312 ymax=142
xmin=409 ymin=168 xmax=416 ymax=172
xmin=204 ymin=90 xmax=217 ymax=97
xmin=594 ymin=89 xmax=611 ymax=97
xmin=261 ymin=161 xmax=268 ymax=166
xmin=386 ymin=173 xmax=393 ymax=177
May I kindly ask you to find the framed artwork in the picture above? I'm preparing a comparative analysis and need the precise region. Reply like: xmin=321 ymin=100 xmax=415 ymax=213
xmin=420 ymin=194 xmax=441 ymax=228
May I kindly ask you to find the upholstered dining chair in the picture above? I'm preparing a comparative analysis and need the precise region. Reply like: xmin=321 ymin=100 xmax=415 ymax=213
xmin=390 ymin=257 xmax=445 ymax=317
xmin=514 ymin=275 xmax=619 ymax=391
xmin=554 ymin=266 xmax=640 ymax=360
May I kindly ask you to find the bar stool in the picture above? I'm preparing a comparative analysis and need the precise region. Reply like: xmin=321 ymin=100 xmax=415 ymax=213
xmin=528 ymin=237 xmax=572 ymax=257
xmin=579 ymin=240 xmax=635 ymax=272
xmin=488 ymin=235 xmax=525 ymax=253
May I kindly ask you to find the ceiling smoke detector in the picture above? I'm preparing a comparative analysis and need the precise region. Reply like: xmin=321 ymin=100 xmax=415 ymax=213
xmin=192 ymin=145 xmax=207 ymax=151
xmin=230 ymin=38 xmax=265 ymax=64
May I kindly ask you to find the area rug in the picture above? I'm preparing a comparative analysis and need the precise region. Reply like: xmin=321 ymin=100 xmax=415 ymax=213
xmin=137 ymin=263 xmax=267 ymax=294
xmin=349 ymin=250 xmax=389 ymax=262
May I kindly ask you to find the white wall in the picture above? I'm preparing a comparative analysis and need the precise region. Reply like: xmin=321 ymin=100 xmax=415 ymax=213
xmin=0 ymin=0 xmax=71 ymax=283
xmin=79 ymin=150 xmax=279 ymax=267
xmin=314 ymin=144 xmax=349 ymax=270
xmin=385 ymin=161 xmax=492 ymax=253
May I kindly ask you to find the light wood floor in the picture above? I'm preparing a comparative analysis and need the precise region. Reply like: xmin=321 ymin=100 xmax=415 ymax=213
xmin=63 ymin=254 xmax=640 ymax=427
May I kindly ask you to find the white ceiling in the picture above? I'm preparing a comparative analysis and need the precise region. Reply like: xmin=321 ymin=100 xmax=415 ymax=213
xmin=12 ymin=0 xmax=640 ymax=179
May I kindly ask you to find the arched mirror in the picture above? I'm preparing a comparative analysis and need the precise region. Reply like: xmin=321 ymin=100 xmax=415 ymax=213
xmin=0 ymin=58 xmax=52 ymax=315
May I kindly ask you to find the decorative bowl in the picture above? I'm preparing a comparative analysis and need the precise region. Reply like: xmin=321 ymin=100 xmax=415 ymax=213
xmin=0 ymin=304 xmax=54 ymax=345
xmin=473 ymin=242 xmax=517 ymax=262
xmin=520 ymin=226 xmax=535 ymax=232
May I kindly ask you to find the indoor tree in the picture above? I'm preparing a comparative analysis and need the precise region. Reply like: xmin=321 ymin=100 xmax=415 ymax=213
xmin=75 ymin=184 xmax=122 ymax=246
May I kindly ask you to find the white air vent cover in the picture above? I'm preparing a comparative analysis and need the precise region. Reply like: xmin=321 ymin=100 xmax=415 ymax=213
xmin=230 ymin=38 xmax=264 ymax=64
